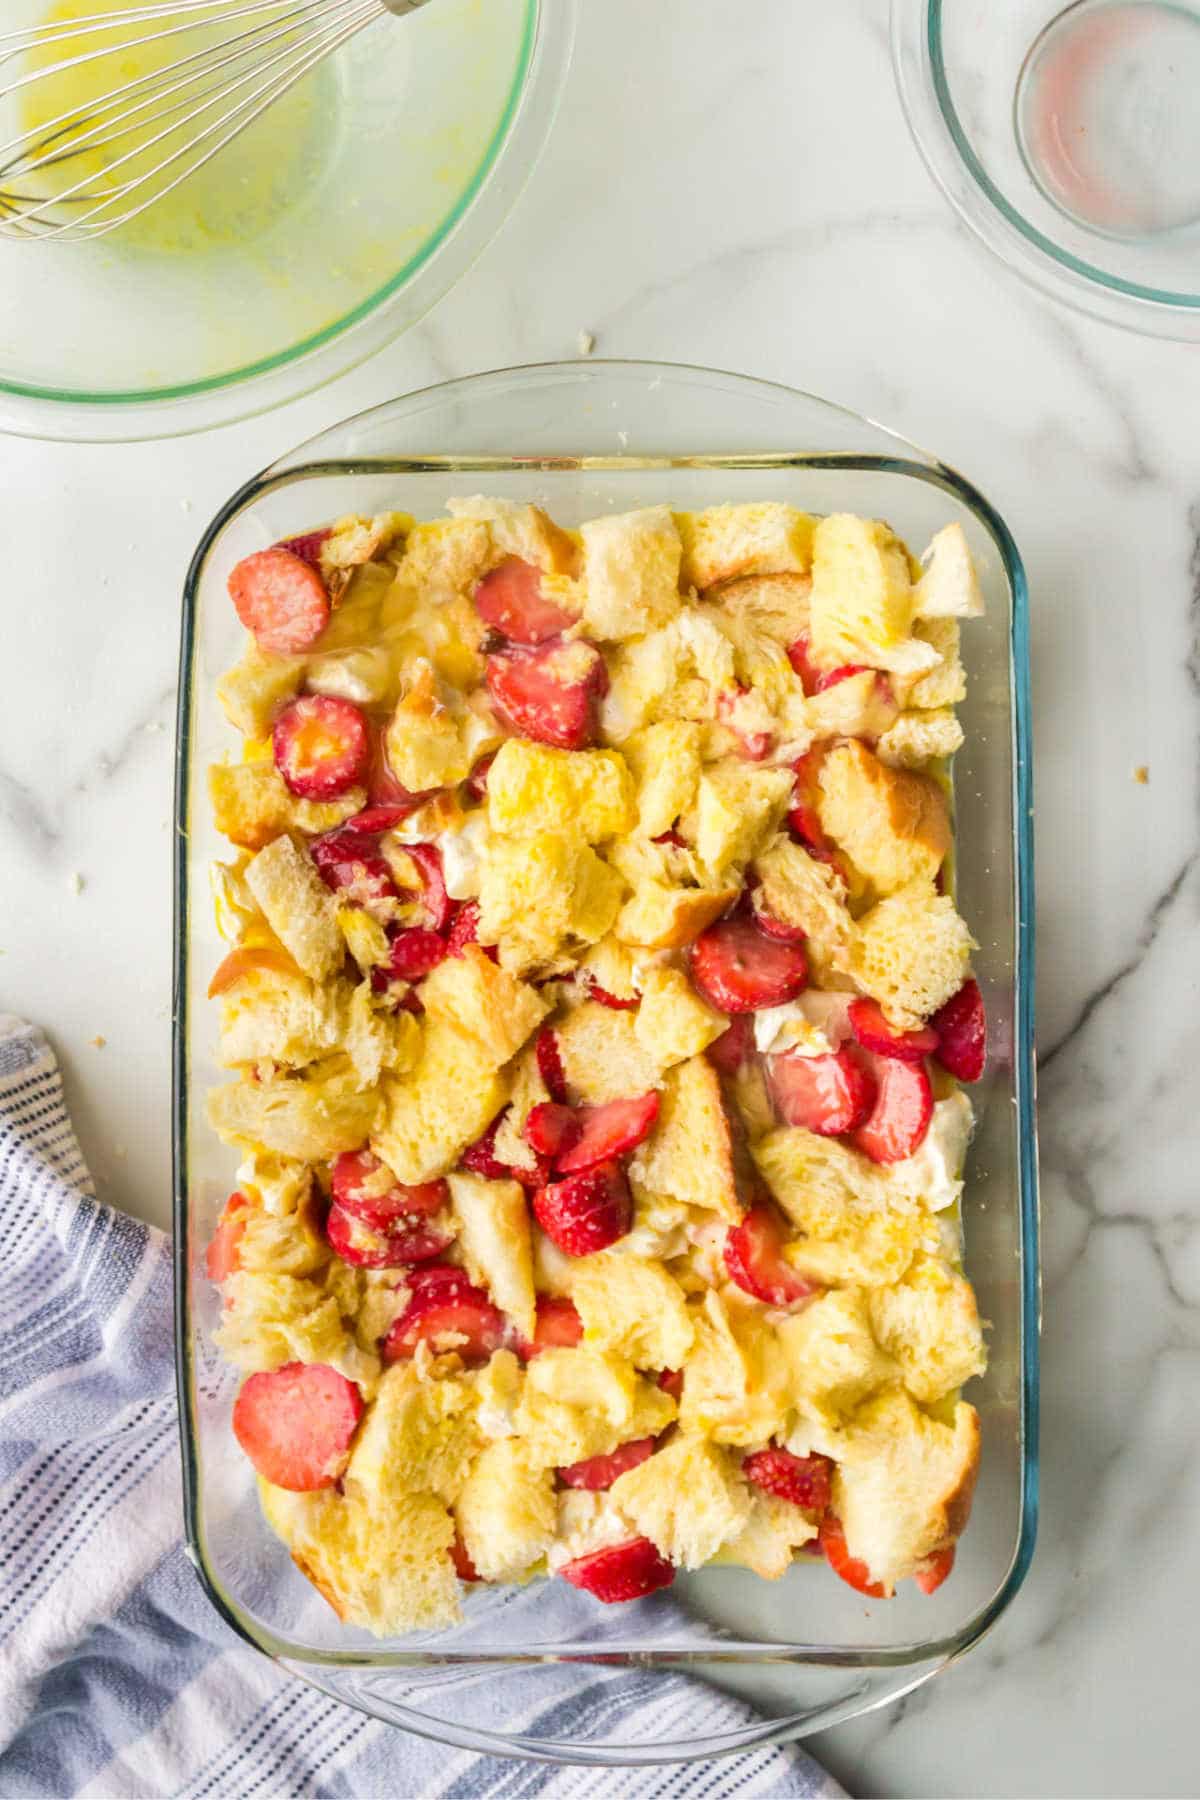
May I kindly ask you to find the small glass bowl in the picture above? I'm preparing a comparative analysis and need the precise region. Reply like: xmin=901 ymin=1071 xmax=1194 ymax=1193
xmin=0 ymin=0 xmax=573 ymax=442
xmin=174 ymin=361 xmax=1039 ymax=1763
xmin=892 ymin=0 xmax=1200 ymax=338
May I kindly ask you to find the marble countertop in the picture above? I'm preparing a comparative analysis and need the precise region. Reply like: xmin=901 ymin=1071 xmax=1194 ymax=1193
xmin=2 ymin=1 xmax=1196 ymax=1792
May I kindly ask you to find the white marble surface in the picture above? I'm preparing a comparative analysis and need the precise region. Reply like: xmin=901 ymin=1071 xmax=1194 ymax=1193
xmin=2 ymin=1 xmax=1197 ymax=1793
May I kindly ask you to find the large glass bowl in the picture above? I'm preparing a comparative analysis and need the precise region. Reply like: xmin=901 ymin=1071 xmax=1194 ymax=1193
xmin=173 ymin=361 xmax=1039 ymax=1764
xmin=0 ymin=0 xmax=573 ymax=441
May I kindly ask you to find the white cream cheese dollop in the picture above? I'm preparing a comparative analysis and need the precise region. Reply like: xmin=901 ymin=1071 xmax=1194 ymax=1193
xmin=437 ymin=813 xmax=492 ymax=901
xmin=546 ymin=1491 xmax=637 ymax=1573
xmin=891 ymin=1090 xmax=974 ymax=1211
xmin=753 ymin=990 xmax=852 ymax=1058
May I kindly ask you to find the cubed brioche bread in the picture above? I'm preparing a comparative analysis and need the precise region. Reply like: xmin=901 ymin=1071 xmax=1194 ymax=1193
xmin=580 ymin=506 xmax=683 ymax=640
xmin=337 ymin=906 xmax=391 ymax=977
xmin=614 ymin=880 xmax=737 ymax=951
xmin=370 ymin=1019 xmax=509 ymax=1184
xmin=208 ymin=1064 xmax=378 ymax=1163
xmin=804 ymin=669 xmax=898 ymax=744
xmin=320 ymin=509 xmax=410 ymax=585
xmin=633 ymin=966 xmax=727 ymax=1069
xmin=486 ymin=740 xmax=635 ymax=842
xmin=578 ymin=935 xmax=640 ymax=1005
xmin=570 ymin=1252 xmax=694 ymax=1370
xmin=850 ymin=880 xmax=975 ymax=1031
xmin=630 ymin=1056 xmax=740 ymax=1219
xmin=753 ymin=1127 xmax=938 ymax=1288
xmin=244 ymin=835 xmax=344 ymax=981
xmin=447 ymin=496 xmax=579 ymax=578
xmin=776 ymin=1287 xmax=897 ymax=1425
xmin=342 ymin=981 xmax=420 ymax=1090
xmin=809 ymin=513 xmax=918 ymax=671
xmin=830 ymin=1390 xmax=981 ymax=1592
xmin=217 ymin=645 xmax=303 ymax=739
xmin=385 ymin=662 xmax=476 ymax=792
xmin=387 ymin=516 xmax=491 ymax=610
xmin=491 ymin=1041 xmax=551 ymax=1177
xmin=716 ymin=1493 xmax=818 ymax=1577
xmin=236 ymin=1193 xmax=328 ymax=1278
xmin=694 ymin=763 xmax=794 ymax=883
xmin=218 ymin=966 xmax=343 ymax=1070
xmin=209 ymin=761 xmax=365 ymax=853
xmin=418 ymin=944 xmax=549 ymax=1067
xmin=621 ymin=721 xmax=703 ymax=839
xmin=679 ymin=1289 xmax=792 ymax=1447
xmin=454 ymin=1439 xmax=556 ymax=1583
xmin=675 ymin=503 xmax=815 ymax=592
xmin=477 ymin=834 xmax=622 ymax=975
xmin=448 ymin=1172 xmax=536 ymax=1341
xmin=876 ymin=708 xmax=964 ymax=770
xmin=867 ymin=1255 xmax=986 ymax=1404
xmin=914 ymin=523 xmax=984 ymax=620
xmin=513 ymin=1348 xmax=675 ymax=1470
xmin=554 ymin=1002 xmax=663 ymax=1104
xmin=752 ymin=838 xmax=854 ymax=968
xmin=816 ymin=740 xmax=950 ymax=897
xmin=215 ymin=1270 xmax=350 ymax=1374
xmin=902 ymin=618 xmax=967 ymax=711
xmin=345 ymin=1362 xmax=481 ymax=1507
xmin=707 ymin=571 xmax=812 ymax=646
xmin=610 ymin=1433 xmax=751 ymax=1569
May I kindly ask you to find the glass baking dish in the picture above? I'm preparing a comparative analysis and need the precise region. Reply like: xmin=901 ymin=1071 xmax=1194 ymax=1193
xmin=173 ymin=360 xmax=1039 ymax=1764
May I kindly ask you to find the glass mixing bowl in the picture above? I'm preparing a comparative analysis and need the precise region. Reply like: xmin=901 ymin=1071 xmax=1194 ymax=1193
xmin=892 ymin=0 xmax=1200 ymax=338
xmin=0 ymin=0 xmax=574 ymax=441
xmin=174 ymin=361 xmax=1039 ymax=1763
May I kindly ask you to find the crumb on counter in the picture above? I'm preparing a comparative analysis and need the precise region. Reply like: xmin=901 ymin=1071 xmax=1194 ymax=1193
xmin=1133 ymin=765 xmax=1149 ymax=785
xmin=576 ymin=329 xmax=596 ymax=356
xmin=69 ymin=872 xmax=85 ymax=896
xmin=90 ymin=1035 xmax=107 ymax=1049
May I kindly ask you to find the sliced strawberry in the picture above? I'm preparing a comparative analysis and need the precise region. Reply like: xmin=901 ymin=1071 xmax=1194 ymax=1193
xmin=525 ymin=1102 xmax=582 ymax=1160
xmin=400 ymin=842 xmax=453 ymax=933
xmin=228 ymin=547 xmax=330 ymax=655
xmin=207 ymin=946 xmax=298 ymax=998
xmin=536 ymin=1029 xmax=569 ymax=1104
xmin=277 ymin=527 xmax=331 ymax=569
xmin=375 ymin=927 xmax=446 ymax=984
xmin=706 ymin=1013 xmax=755 ymax=1076
xmin=931 ymin=978 xmax=987 ymax=1083
xmin=913 ymin=1545 xmax=956 ymax=1595
xmin=690 ymin=916 xmax=808 ymax=1015
xmin=723 ymin=1204 xmax=817 ymax=1308
xmin=326 ymin=1199 xmax=451 ymax=1269
xmin=349 ymin=800 xmax=426 ymax=834
xmin=851 ymin=1053 xmax=934 ymax=1164
xmin=751 ymin=898 xmax=807 ymax=944
xmin=205 ymin=1191 xmax=249 ymax=1283
xmin=518 ymin=1294 xmax=584 ymax=1360
xmin=464 ymin=751 xmax=496 ymax=803
xmin=446 ymin=899 xmax=498 ymax=963
xmin=533 ymin=1160 xmax=633 ymax=1256
xmin=559 ymin=1536 xmax=675 ymax=1604
xmin=815 ymin=663 xmax=868 ymax=691
xmin=383 ymin=1268 xmax=505 ymax=1366
xmin=742 ymin=1447 xmax=833 ymax=1513
xmin=555 ymin=1092 xmax=660 ymax=1175
xmin=717 ymin=685 xmax=771 ymax=760
xmin=310 ymin=828 xmax=398 ymax=909
xmin=819 ymin=1514 xmax=889 ymax=1599
xmin=475 ymin=556 xmax=577 ymax=645
xmin=451 ymin=1534 xmax=482 ymax=1583
xmin=232 ymin=1362 xmax=362 ymax=1492
xmin=460 ymin=1113 xmax=517 ymax=1181
xmin=786 ymin=633 xmax=821 ymax=696
xmin=848 ymin=997 xmax=938 ymax=1063
xmin=486 ymin=640 xmax=608 ymax=751
xmin=584 ymin=974 xmax=639 ymax=1012
xmin=365 ymin=723 xmax=429 ymax=810
xmin=331 ymin=1152 xmax=448 ymax=1230
xmin=273 ymin=695 xmax=370 ymax=800
xmin=767 ymin=1047 xmax=876 ymax=1136
xmin=657 ymin=1367 xmax=684 ymax=1401
xmin=559 ymin=1436 xmax=657 ymax=1491
xmin=788 ymin=748 xmax=836 ymax=860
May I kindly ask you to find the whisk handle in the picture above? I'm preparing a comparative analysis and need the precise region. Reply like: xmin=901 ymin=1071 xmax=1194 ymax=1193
xmin=381 ymin=0 xmax=437 ymax=12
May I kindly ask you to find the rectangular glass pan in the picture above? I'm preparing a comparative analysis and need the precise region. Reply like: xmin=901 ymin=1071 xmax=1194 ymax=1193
xmin=174 ymin=361 xmax=1038 ymax=1764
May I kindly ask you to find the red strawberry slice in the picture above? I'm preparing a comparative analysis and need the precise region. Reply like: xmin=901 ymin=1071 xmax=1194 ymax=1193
xmin=533 ymin=1160 xmax=633 ymax=1256
xmin=373 ymin=927 xmax=446 ymax=984
xmin=851 ymin=1052 xmax=934 ymax=1163
xmin=486 ymin=640 xmax=608 ymax=751
xmin=518 ymin=1295 xmax=584 ymax=1360
xmin=706 ymin=1013 xmax=755 ymax=1076
xmin=350 ymin=800 xmax=426 ymax=834
xmin=451 ymin=1535 xmax=482 ymax=1583
xmin=848 ymin=997 xmax=938 ymax=1062
xmin=788 ymin=747 xmax=836 ymax=860
xmin=464 ymin=751 xmax=496 ymax=802
xmin=717 ymin=685 xmax=771 ymax=760
xmin=814 ymin=663 xmax=868 ymax=691
xmin=819 ymin=1514 xmax=889 ymax=1599
xmin=558 ymin=1436 xmax=657 ymax=1490
xmin=277 ymin=527 xmax=332 ymax=569
xmin=786 ymin=633 xmax=821 ymax=696
xmin=524 ymin=1102 xmax=583 ymax=1160
xmin=383 ymin=1268 xmax=505 ymax=1366
xmin=742 ymin=1447 xmax=833 ymax=1513
xmin=536 ymin=1029 xmax=569 ymax=1104
xmin=657 ymin=1367 xmax=684 ymax=1401
xmin=750 ymin=898 xmax=807 ymax=944
xmin=474 ymin=556 xmax=578 ymax=645
xmin=273 ymin=695 xmax=370 ymax=800
xmin=723 ymin=1204 xmax=818 ymax=1308
xmin=559 ymin=1537 xmax=675 ymax=1604
xmin=228 ymin=547 xmax=330 ymax=655
xmin=396 ymin=842 xmax=453 ymax=934
xmin=690 ymin=916 xmax=808 ymax=1015
xmin=460 ymin=1113 xmax=517 ymax=1182
xmin=311 ymin=828 xmax=398 ymax=909
xmin=446 ymin=899 xmax=498 ymax=962
xmin=205 ymin=1190 xmax=249 ymax=1283
xmin=913 ymin=1545 xmax=956 ymax=1595
xmin=767 ymin=1047 xmax=876 ymax=1136
xmin=931 ymin=978 xmax=987 ymax=1083
xmin=554 ymin=1092 xmax=660 ymax=1175
xmin=331 ymin=1152 xmax=448 ymax=1230
xmin=584 ymin=974 xmax=639 ymax=1011
xmin=232 ymin=1362 xmax=362 ymax=1492
xmin=326 ymin=1200 xmax=451 ymax=1269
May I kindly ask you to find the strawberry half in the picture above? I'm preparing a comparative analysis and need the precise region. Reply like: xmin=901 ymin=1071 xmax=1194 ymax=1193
xmin=273 ymin=695 xmax=370 ymax=800
xmin=383 ymin=1266 xmax=505 ymax=1366
xmin=401 ymin=842 xmax=454 ymax=933
xmin=847 ymin=997 xmax=938 ymax=1063
xmin=532 ymin=1160 xmax=633 ymax=1256
xmin=690 ymin=916 xmax=808 ymax=1014
xmin=766 ymin=1047 xmax=876 ymax=1136
xmin=536 ymin=1029 xmax=570 ymax=1104
xmin=446 ymin=900 xmax=497 ymax=962
xmin=330 ymin=1152 xmax=447 ymax=1231
xmin=788 ymin=747 xmax=836 ymax=860
xmin=518 ymin=1294 xmax=583 ymax=1360
xmin=751 ymin=899 xmax=807 ymax=944
xmin=851 ymin=1052 xmax=934 ymax=1164
xmin=277 ymin=527 xmax=332 ymax=569
xmin=558 ymin=1436 xmax=657 ymax=1491
xmin=474 ymin=556 xmax=578 ymax=644
xmin=706 ymin=1013 xmax=755 ymax=1076
xmin=819 ymin=1514 xmax=890 ymax=1599
xmin=232 ymin=1362 xmax=363 ymax=1492
xmin=931 ymin=978 xmax=987 ymax=1083
xmin=205 ymin=1190 xmax=250 ymax=1283
xmin=373 ymin=927 xmax=446 ymax=984
xmin=228 ymin=547 xmax=329 ymax=655
xmin=461 ymin=1113 xmax=519 ymax=1182
xmin=560 ymin=1537 xmax=675 ymax=1604
xmin=486 ymin=640 xmax=608 ymax=751
xmin=325 ymin=1200 xmax=451 ymax=1269
xmin=913 ymin=1545 xmax=956 ymax=1595
xmin=742 ymin=1447 xmax=833 ymax=1513
xmin=524 ymin=1102 xmax=583 ymax=1160
xmin=311 ymin=828 xmax=398 ymax=910
xmin=723 ymin=1204 xmax=817 ymax=1309
xmin=554 ymin=1092 xmax=659 ymax=1175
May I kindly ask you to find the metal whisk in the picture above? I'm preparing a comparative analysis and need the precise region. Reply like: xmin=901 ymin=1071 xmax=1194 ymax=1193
xmin=0 ymin=0 xmax=431 ymax=242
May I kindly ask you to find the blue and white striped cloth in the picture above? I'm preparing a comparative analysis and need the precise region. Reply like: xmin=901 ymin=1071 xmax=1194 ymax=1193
xmin=0 ymin=1018 xmax=844 ymax=1799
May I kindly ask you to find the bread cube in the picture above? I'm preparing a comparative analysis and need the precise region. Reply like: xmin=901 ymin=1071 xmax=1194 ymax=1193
xmin=570 ymin=1252 xmax=694 ymax=1370
xmin=491 ymin=1041 xmax=552 ymax=1178
xmin=337 ymin=906 xmax=391 ymax=977
xmin=876 ymin=708 xmax=964 ymax=771
xmin=346 ymin=1362 xmax=481 ymax=1506
xmin=867 ymin=1256 xmax=986 ymax=1404
xmin=209 ymin=761 xmax=365 ymax=852
xmin=215 ymin=1271 xmax=349 ymax=1374
xmin=385 ymin=662 xmax=476 ymax=792
xmin=809 ymin=513 xmax=917 ymax=669
xmin=630 ymin=1056 xmax=740 ymax=1219
xmin=371 ymin=1019 xmax=510 ymax=1185
xmin=753 ymin=1127 xmax=936 ymax=1288
xmin=707 ymin=571 xmax=812 ymax=646
xmin=679 ymin=1289 xmax=792 ymax=1447
xmin=477 ymin=834 xmax=623 ymax=975
xmin=455 ymin=1440 xmax=556 ymax=1583
xmin=578 ymin=935 xmax=640 ymax=1006
xmin=614 ymin=880 xmax=737 ymax=951
xmin=805 ymin=669 xmax=899 ymax=743
xmin=343 ymin=981 xmax=420 ymax=1090
xmin=243 ymin=834 xmax=344 ymax=982
xmin=386 ymin=516 xmax=491 ymax=610
xmin=419 ymin=944 xmax=550 ymax=1067
xmin=633 ymin=966 xmax=726 ymax=1068
xmin=609 ymin=1434 xmax=751 ymax=1569
xmin=694 ymin=763 xmax=793 ymax=882
xmin=208 ymin=1064 xmax=379 ymax=1163
xmin=914 ymin=524 xmax=984 ymax=620
xmin=554 ymin=1001 xmax=663 ymax=1104
xmin=470 ymin=1348 xmax=525 ymax=1440
xmin=321 ymin=509 xmax=410 ymax=585
xmin=777 ymin=1287 xmax=897 ymax=1425
xmin=513 ymin=1348 xmax=675 ymax=1470
xmin=236 ymin=1192 xmax=329 ymax=1280
xmin=218 ymin=966 xmax=344 ymax=1070
xmin=716 ymin=1494 xmax=818 ymax=1578
xmin=816 ymin=740 xmax=950 ymax=897
xmin=447 ymin=495 xmax=579 ymax=578
xmin=621 ymin=721 xmax=703 ymax=839
xmin=676 ymin=503 xmax=815 ymax=592
xmin=448 ymin=1172 xmax=536 ymax=1340
xmin=850 ymin=880 xmax=975 ymax=1030
xmin=903 ymin=617 xmax=967 ymax=710
xmin=486 ymin=740 xmax=635 ymax=842
xmin=752 ymin=838 xmax=854 ymax=967
xmin=217 ymin=644 xmax=303 ymax=739
xmin=580 ymin=506 xmax=683 ymax=640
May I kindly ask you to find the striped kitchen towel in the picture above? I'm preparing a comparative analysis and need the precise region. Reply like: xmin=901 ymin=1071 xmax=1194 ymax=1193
xmin=0 ymin=1017 xmax=845 ymax=1800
